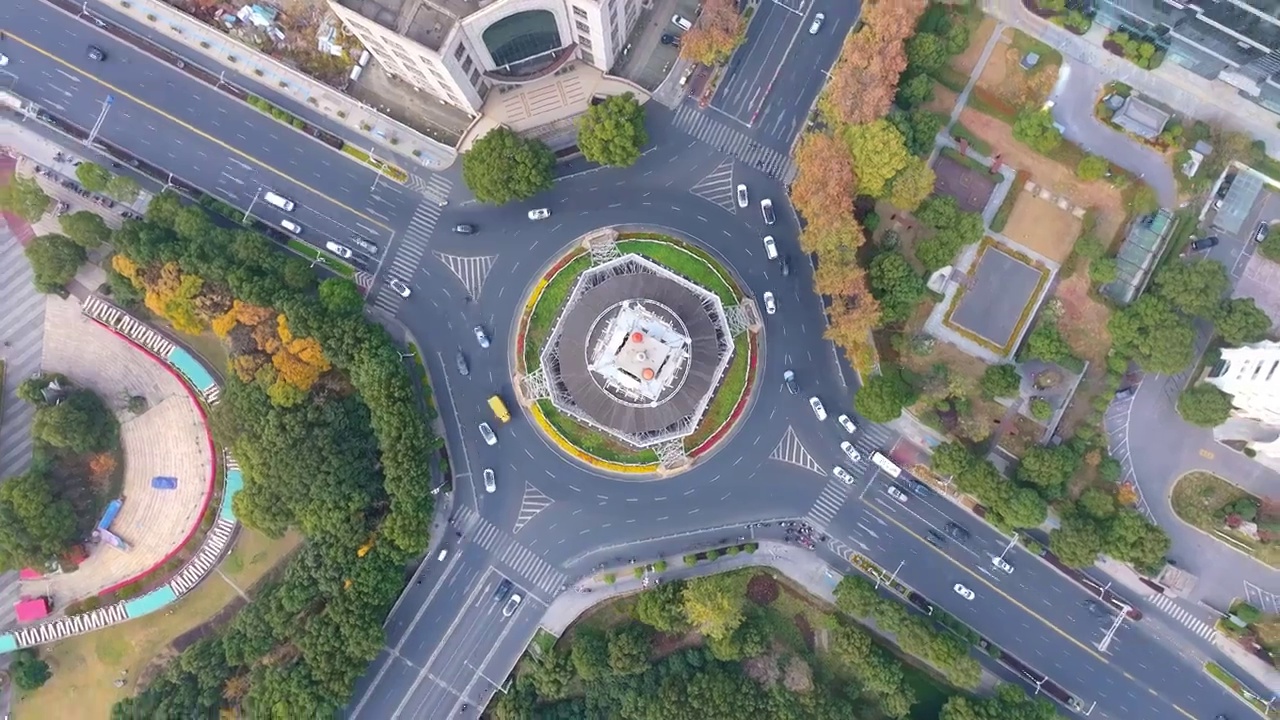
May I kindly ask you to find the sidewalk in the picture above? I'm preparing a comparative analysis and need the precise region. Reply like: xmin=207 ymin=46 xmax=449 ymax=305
xmin=81 ymin=0 xmax=456 ymax=170
xmin=539 ymin=541 xmax=1004 ymax=694
xmin=984 ymin=0 xmax=1280 ymax=159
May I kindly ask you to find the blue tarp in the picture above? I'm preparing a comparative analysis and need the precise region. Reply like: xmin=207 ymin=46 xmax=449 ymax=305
xmin=97 ymin=499 xmax=123 ymax=531
xmin=220 ymin=469 xmax=243 ymax=523
xmin=151 ymin=476 xmax=178 ymax=490
xmin=123 ymin=587 xmax=177 ymax=618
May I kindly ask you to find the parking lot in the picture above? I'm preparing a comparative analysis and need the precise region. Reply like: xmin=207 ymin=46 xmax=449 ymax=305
xmin=710 ymin=0 xmax=806 ymax=125
xmin=1204 ymin=169 xmax=1280 ymax=330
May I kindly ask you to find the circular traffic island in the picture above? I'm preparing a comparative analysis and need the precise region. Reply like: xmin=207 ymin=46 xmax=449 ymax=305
xmin=516 ymin=228 xmax=761 ymax=476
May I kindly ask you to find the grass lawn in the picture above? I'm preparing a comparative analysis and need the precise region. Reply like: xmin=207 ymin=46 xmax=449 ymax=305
xmin=12 ymin=529 xmax=298 ymax=718
xmin=537 ymin=400 xmax=659 ymax=464
xmin=1169 ymin=471 xmax=1280 ymax=566
xmin=524 ymin=254 xmax=591 ymax=370
xmin=949 ymin=123 xmax=993 ymax=156
xmin=682 ymin=340 xmax=750 ymax=452
xmin=1009 ymin=28 xmax=1064 ymax=68
xmin=617 ymin=238 xmax=738 ymax=304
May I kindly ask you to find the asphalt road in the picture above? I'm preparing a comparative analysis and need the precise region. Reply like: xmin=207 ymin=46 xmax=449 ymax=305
xmin=2 ymin=5 xmax=1258 ymax=718
xmin=709 ymin=0 xmax=858 ymax=153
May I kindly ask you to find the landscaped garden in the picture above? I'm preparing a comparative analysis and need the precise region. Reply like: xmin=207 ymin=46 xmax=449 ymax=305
xmin=1171 ymin=471 xmax=1280 ymax=568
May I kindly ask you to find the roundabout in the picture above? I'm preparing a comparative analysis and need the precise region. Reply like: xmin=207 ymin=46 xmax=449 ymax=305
xmin=514 ymin=228 xmax=761 ymax=476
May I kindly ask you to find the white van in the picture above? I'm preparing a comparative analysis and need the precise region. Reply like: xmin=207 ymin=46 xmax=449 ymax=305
xmin=263 ymin=191 xmax=295 ymax=212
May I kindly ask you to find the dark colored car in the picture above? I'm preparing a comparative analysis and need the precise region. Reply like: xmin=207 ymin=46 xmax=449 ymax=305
xmin=1114 ymin=385 xmax=1137 ymax=401
xmin=944 ymin=522 xmax=970 ymax=542
xmin=780 ymin=256 xmax=791 ymax=276
xmin=660 ymin=33 xmax=680 ymax=46
xmin=1254 ymin=221 xmax=1270 ymax=243
xmin=1189 ymin=236 xmax=1219 ymax=252
xmin=453 ymin=223 xmax=476 ymax=234
xmin=493 ymin=578 xmax=513 ymax=602
xmin=926 ymin=530 xmax=946 ymax=547
xmin=910 ymin=479 xmax=932 ymax=498
xmin=783 ymin=369 xmax=798 ymax=395
xmin=455 ymin=351 xmax=469 ymax=376
xmin=1216 ymin=174 xmax=1235 ymax=199
xmin=87 ymin=45 xmax=106 ymax=61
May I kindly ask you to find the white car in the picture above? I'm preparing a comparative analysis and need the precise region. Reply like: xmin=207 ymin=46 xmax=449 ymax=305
xmin=809 ymin=12 xmax=825 ymax=34
xmin=736 ymin=184 xmax=749 ymax=208
xmin=483 ymin=468 xmax=496 ymax=493
xmin=324 ymin=241 xmax=353 ymax=259
xmin=840 ymin=441 xmax=862 ymax=463
xmin=437 ymin=548 xmax=449 ymax=561
xmin=473 ymin=325 xmax=491 ymax=348
xmin=672 ymin=14 xmax=693 ymax=31
xmin=388 ymin=278 xmax=411 ymax=298
xmin=809 ymin=396 xmax=827 ymax=421
xmin=0 ymin=54 xmax=8 ymax=67
xmin=762 ymin=291 xmax=777 ymax=315
xmin=479 ymin=422 xmax=497 ymax=446
xmin=991 ymin=556 xmax=1014 ymax=574
xmin=279 ymin=219 xmax=302 ymax=234
xmin=760 ymin=198 xmax=776 ymax=225
xmin=502 ymin=593 xmax=523 ymax=617
xmin=762 ymin=235 xmax=778 ymax=260
xmin=832 ymin=466 xmax=853 ymax=485
xmin=886 ymin=485 xmax=909 ymax=503
xmin=837 ymin=414 xmax=857 ymax=434
xmin=527 ymin=208 xmax=551 ymax=220
xmin=953 ymin=583 xmax=975 ymax=601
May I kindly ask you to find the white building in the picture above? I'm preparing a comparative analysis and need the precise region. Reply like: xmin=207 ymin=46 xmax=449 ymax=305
xmin=328 ymin=0 xmax=642 ymax=114
xmin=1206 ymin=340 xmax=1280 ymax=426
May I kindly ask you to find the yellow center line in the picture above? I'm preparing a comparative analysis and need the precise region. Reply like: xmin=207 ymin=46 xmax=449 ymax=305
xmin=858 ymin=498 xmax=1202 ymax=720
xmin=10 ymin=31 xmax=391 ymax=233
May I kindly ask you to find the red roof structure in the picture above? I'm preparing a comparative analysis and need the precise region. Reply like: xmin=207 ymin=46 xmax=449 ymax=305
xmin=14 ymin=596 xmax=50 ymax=623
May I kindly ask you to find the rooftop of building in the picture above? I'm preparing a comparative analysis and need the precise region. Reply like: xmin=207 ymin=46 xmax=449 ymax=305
xmin=335 ymin=0 xmax=483 ymax=51
xmin=1112 ymin=95 xmax=1171 ymax=140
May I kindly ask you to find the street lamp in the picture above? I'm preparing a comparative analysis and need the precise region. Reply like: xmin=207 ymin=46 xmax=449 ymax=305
xmin=1096 ymin=605 xmax=1128 ymax=653
xmin=876 ymin=560 xmax=904 ymax=591
xmin=243 ymin=186 xmax=263 ymax=224
xmin=85 ymin=94 xmax=114 ymax=148
xmin=308 ymin=256 xmax=327 ymax=269
xmin=998 ymin=532 xmax=1019 ymax=560
xmin=397 ymin=352 xmax=413 ymax=360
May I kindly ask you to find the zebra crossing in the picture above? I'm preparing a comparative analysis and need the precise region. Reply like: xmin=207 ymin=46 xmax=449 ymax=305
xmin=689 ymin=157 xmax=737 ymax=212
xmin=455 ymin=506 xmax=567 ymax=596
xmin=672 ymin=103 xmax=797 ymax=183
xmin=808 ymin=481 xmax=852 ymax=528
xmin=434 ymin=251 xmax=498 ymax=301
xmin=371 ymin=186 xmax=451 ymax=313
xmin=407 ymin=173 xmax=452 ymax=205
xmin=769 ymin=426 xmax=827 ymax=476
xmin=1146 ymin=592 xmax=1218 ymax=642
xmin=514 ymin=482 xmax=553 ymax=534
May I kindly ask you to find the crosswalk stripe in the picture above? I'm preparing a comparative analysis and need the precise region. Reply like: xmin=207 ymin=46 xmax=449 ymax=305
xmin=1147 ymin=593 xmax=1218 ymax=641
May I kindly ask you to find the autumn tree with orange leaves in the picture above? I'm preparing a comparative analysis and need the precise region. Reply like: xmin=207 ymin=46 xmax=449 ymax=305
xmin=790 ymin=132 xmax=857 ymax=231
xmin=819 ymin=0 xmax=927 ymax=126
xmin=679 ymin=0 xmax=745 ymax=66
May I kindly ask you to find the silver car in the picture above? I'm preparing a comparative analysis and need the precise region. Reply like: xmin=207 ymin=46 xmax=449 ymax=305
xmin=479 ymin=422 xmax=497 ymax=446
xmin=473 ymin=326 xmax=490 ymax=348
xmin=483 ymin=468 xmax=496 ymax=493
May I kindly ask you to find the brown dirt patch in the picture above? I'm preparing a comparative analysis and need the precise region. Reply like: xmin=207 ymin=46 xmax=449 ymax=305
xmin=1052 ymin=268 xmax=1115 ymax=438
xmin=956 ymin=108 xmax=1126 ymax=242
xmin=951 ymin=17 xmax=1000 ymax=77
xmin=651 ymin=630 xmax=703 ymax=659
xmin=996 ymin=413 xmax=1045 ymax=458
xmin=746 ymin=573 xmax=780 ymax=605
xmin=1001 ymin=192 xmax=1083 ymax=263
xmin=924 ymin=85 xmax=961 ymax=117
xmin=793 ymin=613 xmax=815 ymax=651
xmin=976 ymin=31 xmax=1059 ymax=108
xmin=934 ymin=154 xmax=997 ymax=213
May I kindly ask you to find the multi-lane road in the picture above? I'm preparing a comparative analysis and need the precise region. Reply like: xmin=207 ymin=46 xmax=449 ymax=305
xmin=0 ymin=1 xmax=1264 ymax=718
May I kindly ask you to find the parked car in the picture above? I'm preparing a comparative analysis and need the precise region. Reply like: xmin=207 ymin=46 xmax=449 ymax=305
xmin=324 ymin=241 xmax=353 ymax=259
xmin=760 ymin=198 xmax=776 ymax=225
xmin=886 ymin=485 xmax=909 ymax=503
xmin=926 ymin=530 xmax=946 ymax=547
xmin=528 ymin=208 xmax=551 ymax=220
xmin=1216 ymin=174 xmax=1235 ymax=199
xmin=837 ymin=414 xmax=857 ymax=434
xmin=1254 ymin=221 xmax=1270 ymax=243
xmin=809 ymin=396 xmax=827 ymax=421
xmin=840 ymin=441 xmax=862 ymax=463
xmin=483 ymin=468 xmax=496 ymax=493
xmin=762 ymin=235 xmax=778 ymax=259
xmin=661 ymin=33 xmax=680 ymax=46
xmin=479 ymin=422 xmax=497 ymax=446
xmin=783 ymin=369 xmax=799 ymax=395
xmin=474 ymin=325 xmax=491 ymax=348
xmin=909 ymin=479 xmax=932 ymax=498
xmin=388 ymin=278 xmax=411 ymax=298
xmin=736 ymin=184 xmax=749 ymax=208
xmin=0 ymin=54 xmax=8 ymax=67
xmin=762 ymin=291 xmax=777 ymax=315
xmin=809 ymin=12 xmax=825 ymax=34
xmin=672 ymin=14 xmax=693 ymax=31
xmin=832 ymin=466 xmax=854 ymax=484
xmin=953 ymin=583 xmax=975 ymax=600
xmin=1189 ymin=236 xmax=1219 ymax=252
xmin=1114 ymin=385 xmax=1137 ymax=401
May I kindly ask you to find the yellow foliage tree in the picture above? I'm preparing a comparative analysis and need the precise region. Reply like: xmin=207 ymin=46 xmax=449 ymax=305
xmin=143 ymin=262 xmax=206 ymax=335
xmin=272 ymin=349 xmax=323 ymax=392
xmin=111 ymin=254 xmax=141 ymax=283
xmin=252 ymin=322 xmax=282 ymax=355
xmin=235 ymin=301 xmax=274 ymax=326
xmin=287 ymin=336 xmax=330 ymax=371
xmin=211 ymin=308 xmax=239 ymax=339
xmin=277 ymin=313 xmax=295 ymax=344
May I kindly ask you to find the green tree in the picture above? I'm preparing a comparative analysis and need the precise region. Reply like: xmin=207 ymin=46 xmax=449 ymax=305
xmin=1022 ymin=322 xmax=1073 ymax=364
xmin=896 ymin=73 xmax=935 ymax=110
xmin=941 ymin=683 xmax=1058 ymax=720
xmin=1012 ymin=109 xmax=1062 ymax=154
xmin=106 ymin=174 xmax=141 ymax=203
xmin=1108 ymin=295 xmax=1196 ymax=374
xmin=1077 ymin=487 xmax=1117 ymax=521
xmin=633 ymin=579 xmax=687 ymax=632
xmin=1088 ymin=256 xmax=1118 ymax=285
xmin=58 ymin=210 xmax=112 ymax=249
xmin=461 ymin=127 xmax=555 ymax=205
xmin=0 ymin=176 xmax=52 ymax=222
xmin=576 ymin=92 xmax=648 ymax=168
xmin=1259 ymin=231 xmax=1280 ymax=263
xmin=317 ymin=278 xmax=366 ymax=317
xmin=980 ymin=364 xmax=1022 ymax=399
xmin=1029 ymin=397 xmax=1052 ymax=421
xmin=0 ymin=471 xmax=78 ymax=572
xmin=1152 ymin=259 xmax=1229 ymax=318
xmin=33 ymin=388 xmax=119 ymax=453
xmin=1177 ymin=383 xmax=1234 ymax=427
xmin=999 ymin=486 xmax=1049 ymax=529
xmin=1076 ymin=154 xmax=1109 ymax=181
xmin=1214 ymin=297 xmax=1271 ymax=346
xmin=844 ymin=120 xmax=912 ymax=197
xmin=1104 ymin=510 xmax=1170 ymax=568
xmin=888 ymin=108 xmax=946 ymax=156
xmin=930 ymin=441 xmax=975 ymax=477
xmin=915 ymin=194 xmax=960 ymax=230
xmin=526 ymin=647 xmax=576 ymax=700
xmin=1049 ymin=513 xmax=1105 ymax=567
xmin=9 ymin=648 xmax=52 ymax=690
xmin=855 ymin=366 xmax=919 ymax=422
xmin=905 ymin=33 xmax=948 ymax=74
xmin=569 ymin=627 xmax=609 ymax=681
xmin=868 ymin=251 xmax=926 ymax=324
xmin=606 ymin=625 xmax=651 ymax=675
xmin=24 ymin=234 xmax=87 ymax=293
xmin=1130 ymin=183 xmax=1159 ymax=214
xmin=681 ymin=575 xmax=745 ymax=640
xmin=834 ymin=574 xmax=882 ymax=617
xmin=707 ymin=617 xmax=768 ymax=661
xmin=887 ymin=157 xmax=936 ymax=212
xmin=1017 ymin=445 xmax=1079 ymax=491
xmin=76 ymin=162 xmax=112 ymax=192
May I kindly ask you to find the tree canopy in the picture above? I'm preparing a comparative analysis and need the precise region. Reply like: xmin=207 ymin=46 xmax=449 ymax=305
xmin=75 ymin=162 xmax=113 ymax=192
xmin=1076 ymin=154 xmax=1109 ymax=181
xmin=1151 ymin=259 xmax=1228 ymax=318
xmin=576 ymin=92 xmax=648 ymax=167
xmin=854 ymin=365 xmax=918 ymax=422
xmin=25 ymin=234 xmax=87 ymax=293
xmin=789 ymin=131 xmax=856 ymax=230
xmin=0 ymin=471 xmax=78 ymax=572
xmin=1214 ymin=297 xmax=1271 ymax=346
xmin=0 ymin=175 xmax=52 ymax=222
xmin=887 ymin=157 xmax=936 ymax=211
xmin=32 ymin=387 xmax=119 ymax=453
xmin=1177 ymin=383 xmax=1234 ymax=427
xmin=59 ymin=210 xmax=112 ymax=248
xmin=461 ymin=127 xmax=555 ymax=204
xmin=868 ymin=251 xmax=926 ymax=325
xmin=1107 ymin=295 xmax=1196 ymax=375
xmin=1012 ymin=110 xmax=1062 ymax=154
xmin=678 ymin=0 xmax=745 ymax=66
xmin=844 ymin=120 xmax=912 ymax=197
xmin=888 ymin=109 xmax=946 ymax=157
xmin=980 ymin=364 xmax=1021 ymax=399
xmin=9 ymin=649 xmax=52 ymax=691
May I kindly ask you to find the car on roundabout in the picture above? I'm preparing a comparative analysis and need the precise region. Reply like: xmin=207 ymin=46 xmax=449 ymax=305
xmin=809 ymin=12 xmax=825 ymax=34
xmin=473 ymin=325 xmax=491 ymax=348
xmin=762 ymin=235 xmax=778 ymax=260
xmin=840 ymin=441 xmax=861 ymax=463
xmin=783 ymin=369 xmax=798 ymax=394
xmin=736 ymin=184 xmax=749 ymax=208
xmin=528 ymin=208 xmax=551 ymax=220
xmin=837 ymin=414 xmax=857 ymax=434
xmin=483 ymin=468 xmax=496 ymax=493
xmin=832 ymin=466 xmax=853 ymax=485
xmin=478 ymin=422 xmax=497 ymax=446
xmin=761 ymin=198 xmax=776 ymax=225
xmin=455 ymin=351 xmax=469 ymax=376
xmin=453 ymin=223 xmax=476 ymax=234
xmin=762 ymin=291 xmax=777 ymax=315
xmin=0 ymin=54 xmax=9 ymax=67
xmin=388 ymin=278 xmax=411 ymax=298
xmin=809 ymin=396 xmax=827 ymax=421
xmin=953 ymin=583 xmax=975 ymax=601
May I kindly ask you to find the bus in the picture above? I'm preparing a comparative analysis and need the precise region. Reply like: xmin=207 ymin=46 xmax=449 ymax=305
xmin=870 ymin=451 xmax=902 ymax=478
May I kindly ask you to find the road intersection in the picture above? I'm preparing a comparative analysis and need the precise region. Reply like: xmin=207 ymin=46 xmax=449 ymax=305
xmin=0 ymin=0 xmax=1267 ymax=718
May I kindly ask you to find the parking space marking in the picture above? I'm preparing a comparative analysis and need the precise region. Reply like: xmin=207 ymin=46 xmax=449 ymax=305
xmin=1244 ymin=581 xmax=1280 ymax=615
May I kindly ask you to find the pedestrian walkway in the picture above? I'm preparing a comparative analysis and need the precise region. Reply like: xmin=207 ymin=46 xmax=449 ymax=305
xmin=689 ymin=158 xmax=738 ymax=213
xmin=371 ymin=194 xmax=449 ymax=313
xmin=807 ymin=481 xmax=853 ymax=529
xmin=84 ymin=0 xmax=456 ymax=170
xmin=769 ymin=426 xmax=827 ymax=476
xmin=1145 ymin=593 xmax=1219 ymax=642
xmin=672 ymin=102 xmax=797 ymax=183
xmin=454 ymin=506 xmax=567 ymax=599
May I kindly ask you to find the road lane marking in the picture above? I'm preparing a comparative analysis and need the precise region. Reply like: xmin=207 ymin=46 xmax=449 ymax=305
xmin=8 ymin=31 xmax=391 ymax=233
